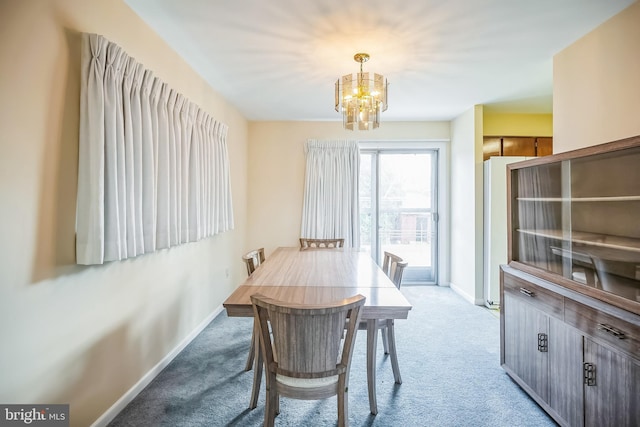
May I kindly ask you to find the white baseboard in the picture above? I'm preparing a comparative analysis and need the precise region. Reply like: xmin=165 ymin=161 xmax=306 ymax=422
xmin=449 ymin=282 xmax=485 ymax=305
xmin=91 ymin=305 xmax=224 ymax=427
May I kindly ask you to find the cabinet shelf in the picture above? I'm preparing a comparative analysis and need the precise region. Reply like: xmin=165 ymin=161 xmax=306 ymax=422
xmin=516 ymin=229 xmax=640 ymax=255
xmin=517 ymin=196 xmax=640 ymax=202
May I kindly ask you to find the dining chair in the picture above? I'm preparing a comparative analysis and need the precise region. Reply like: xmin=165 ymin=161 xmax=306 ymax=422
xmin=359 ymin=251 xmax=407 ymax=384
xmin=381 ymin=251 xmax=406 ymax=288
xmin=299 ymin=238 xmax=345 ymax=249
xmin=241 ymin=248 xmax=265 ymax=372
xmin=242 ymin=247 xmax=265 ymax=276
xmin=251 ymin=293 xmax=365 ymax=427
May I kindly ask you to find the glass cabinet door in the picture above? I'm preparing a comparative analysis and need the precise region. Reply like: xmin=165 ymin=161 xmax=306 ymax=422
xmin=511 ymin=161 xmax=564 ymax=275
xmin=510 ymin=144 xmax=640 ymax=304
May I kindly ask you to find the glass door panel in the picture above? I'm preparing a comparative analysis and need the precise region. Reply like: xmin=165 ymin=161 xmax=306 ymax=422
xmin=360 ymin=150 xmax=438 ymax=284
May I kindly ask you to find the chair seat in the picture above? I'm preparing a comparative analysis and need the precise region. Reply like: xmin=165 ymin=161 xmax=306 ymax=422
xmin=276 ymin=374 xmax=339 ymax=388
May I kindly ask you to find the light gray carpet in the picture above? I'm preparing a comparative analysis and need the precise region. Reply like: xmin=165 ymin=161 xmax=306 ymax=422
xmin=108 ymin=286 xmax=557 ymax=426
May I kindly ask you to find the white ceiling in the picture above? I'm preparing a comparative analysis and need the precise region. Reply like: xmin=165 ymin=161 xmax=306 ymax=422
xmin=125 ymin=0 xmax=634 ymax=122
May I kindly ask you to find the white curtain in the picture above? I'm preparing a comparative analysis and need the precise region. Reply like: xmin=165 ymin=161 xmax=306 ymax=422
xmin=300 ymin=140 xmax=360 ymax=248
xmin=76 ymin=33 xmax=234 ymax=265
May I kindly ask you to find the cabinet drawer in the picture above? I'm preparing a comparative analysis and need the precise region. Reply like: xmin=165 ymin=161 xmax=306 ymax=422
xmin=503 ymin=272 xmax=563 ymax=319
xmin=564 ymin=299 xmax=640 ymax=358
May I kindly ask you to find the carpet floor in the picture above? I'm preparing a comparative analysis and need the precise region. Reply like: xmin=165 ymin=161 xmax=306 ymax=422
xmin=108 ymin=285 xmax=558 ymax=426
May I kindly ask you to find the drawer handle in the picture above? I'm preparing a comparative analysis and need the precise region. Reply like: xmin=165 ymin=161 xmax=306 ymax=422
xmin=519 ymin=287 xmax=535 ymax=297
xmin=597 ymin=323 xmax=626 ymax=340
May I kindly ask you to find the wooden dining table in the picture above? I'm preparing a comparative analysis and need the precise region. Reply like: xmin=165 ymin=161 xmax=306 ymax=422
xmin=223 ymin=246 xmax=413 ymax=415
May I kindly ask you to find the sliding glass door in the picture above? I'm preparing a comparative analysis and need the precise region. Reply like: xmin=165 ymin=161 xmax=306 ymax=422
xmin=360 ymin=150 xmax=438 ymax=284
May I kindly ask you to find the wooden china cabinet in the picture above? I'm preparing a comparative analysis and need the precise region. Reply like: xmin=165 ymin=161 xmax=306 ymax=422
xmin=500 ymin=135 xmax=640 ymax=427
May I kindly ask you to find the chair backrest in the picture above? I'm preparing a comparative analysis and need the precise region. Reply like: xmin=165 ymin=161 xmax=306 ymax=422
xmin=251 ymin=293 xmax=365 ymax=380
xmin=242 ymin=248 xmax=265 ymax=276
xmin=299 ymin=238 xmax=345 ymax=250
xmin=382 ymin=251 xmax=408 ymax=288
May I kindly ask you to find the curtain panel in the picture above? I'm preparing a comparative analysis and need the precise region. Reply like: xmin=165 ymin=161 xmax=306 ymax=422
xmin=76 ymin=33 xmax=234 ymax=265
xmin=300 ymin=140 xmax=360 ymax=248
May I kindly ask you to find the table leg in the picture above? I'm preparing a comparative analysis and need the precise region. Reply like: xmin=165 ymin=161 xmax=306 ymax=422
xmin=249 ymin=320 xmax=262 ymax=409
xmin=366 ymin=319 xmax=378 ymax=415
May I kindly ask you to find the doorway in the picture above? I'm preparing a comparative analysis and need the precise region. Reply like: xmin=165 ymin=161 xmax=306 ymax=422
xmin=359 ymin=150 xmax=438 ymax=284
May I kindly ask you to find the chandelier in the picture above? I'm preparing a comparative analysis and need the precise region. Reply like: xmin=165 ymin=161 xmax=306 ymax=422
xmin=335 ymin=53 xmax=388 ymax=130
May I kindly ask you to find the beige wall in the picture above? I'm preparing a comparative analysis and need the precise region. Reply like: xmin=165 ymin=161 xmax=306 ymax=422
xmin=246 ymin=121 xmax=450 ymax=258
xmin=0 ymin=1 xmax=248 ymax=426
xmin=553 ymin=1 xmax=640 ymax=152
xmin=448 ymin=106 xmax=484 ymax=303
xmin=483 ymin=112 xmax=553 ymax=137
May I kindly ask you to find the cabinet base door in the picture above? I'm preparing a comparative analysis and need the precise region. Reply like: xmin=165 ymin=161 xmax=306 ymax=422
xmin=548 ymin=318 xmax=584 ymax=427
xmin=503 ymin=293 xmax=549 ymax=401
xmin=584 ymin=338 xmax=640 ymax=427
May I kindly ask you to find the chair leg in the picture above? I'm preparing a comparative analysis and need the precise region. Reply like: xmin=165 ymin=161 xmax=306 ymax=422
xmin=337 ymin=381 xmax=348 ymax=427
xmin=249 ymin=321 xmax=262 ymax=409
xmin=244 ymin=322 xmax=255 ymax=371
xmin=381 ymin=326 xmax=389 ymax=355
xmin=386 ymin=319 xmax=402 ymax=384
xmin=264 ymin=381 xmax=277 ymax=427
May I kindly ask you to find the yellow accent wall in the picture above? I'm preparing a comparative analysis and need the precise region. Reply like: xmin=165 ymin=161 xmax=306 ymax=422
xmin=483 ymin=113 xmax=553 ymax=137
xmin=0 ymin=1 xmax=248 ymax=425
